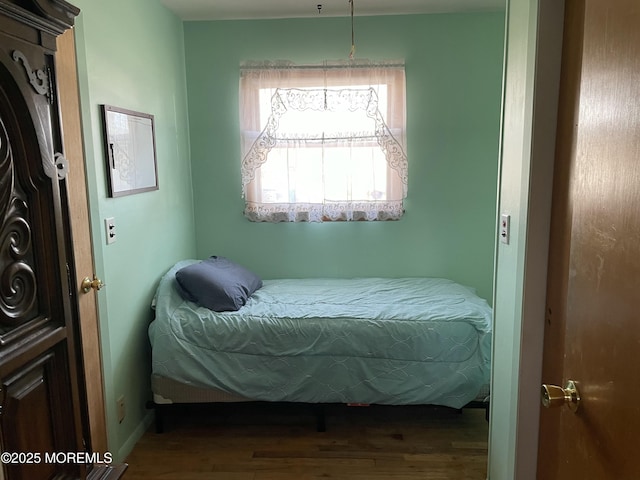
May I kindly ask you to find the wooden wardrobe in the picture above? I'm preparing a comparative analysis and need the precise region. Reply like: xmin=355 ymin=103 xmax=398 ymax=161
xmin=0 ymin=1 xmax=120 ymax=478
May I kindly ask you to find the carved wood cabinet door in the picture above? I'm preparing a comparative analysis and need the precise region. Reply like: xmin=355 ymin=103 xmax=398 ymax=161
xmin=0 ymin=1 xmax=87 ymax=479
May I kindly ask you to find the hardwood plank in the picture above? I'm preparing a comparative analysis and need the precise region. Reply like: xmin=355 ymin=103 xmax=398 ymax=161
xmin=124 ymin=404 xmax=488 ymax=479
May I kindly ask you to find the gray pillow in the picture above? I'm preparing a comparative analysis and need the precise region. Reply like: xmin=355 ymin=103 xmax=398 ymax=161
xmin=175 ymin=256 xmax=263 ymax=312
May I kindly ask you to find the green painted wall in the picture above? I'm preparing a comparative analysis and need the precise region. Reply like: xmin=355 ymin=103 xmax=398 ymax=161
xmin=185 ymin=13 xmax=504 ymax=301
xmin=72 ymin=0 xmax=195 ymax=461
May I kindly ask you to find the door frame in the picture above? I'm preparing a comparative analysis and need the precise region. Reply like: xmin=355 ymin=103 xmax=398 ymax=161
xmin=488 ymin=0 xmax=565 ymax=479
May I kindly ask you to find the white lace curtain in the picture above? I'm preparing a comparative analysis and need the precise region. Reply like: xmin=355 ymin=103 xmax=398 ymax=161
xmin=239 ymin=60 xmax=408 ymax=222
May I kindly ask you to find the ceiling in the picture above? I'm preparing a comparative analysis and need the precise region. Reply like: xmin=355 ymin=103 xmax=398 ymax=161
xmin=160 ymin=0 xmax=505 ymax=21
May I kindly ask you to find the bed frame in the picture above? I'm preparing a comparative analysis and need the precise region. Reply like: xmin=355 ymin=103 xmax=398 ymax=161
xmin=146 ymin=374 xmax=490 ymax=433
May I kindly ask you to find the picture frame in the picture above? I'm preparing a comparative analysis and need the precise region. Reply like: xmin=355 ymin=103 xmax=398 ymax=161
xmin=101 ymin=104 xmax=158 ymax=197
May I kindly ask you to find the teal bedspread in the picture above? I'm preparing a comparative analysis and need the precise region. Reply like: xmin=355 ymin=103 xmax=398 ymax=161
xmin=149 ymin=260 xmax=492 ymax=409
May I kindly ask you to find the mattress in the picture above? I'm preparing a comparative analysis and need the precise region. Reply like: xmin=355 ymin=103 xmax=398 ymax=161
xmin=149 ymin=260 xmax=492 ymax=409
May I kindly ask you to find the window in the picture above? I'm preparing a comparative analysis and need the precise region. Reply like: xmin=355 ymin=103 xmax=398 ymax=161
xmin=239 ymin=60 xmax=408 ymax=222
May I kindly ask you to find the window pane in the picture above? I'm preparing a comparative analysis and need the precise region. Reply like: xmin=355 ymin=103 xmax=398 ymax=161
xmin=260 ymin=143 xmax=389 ymax=203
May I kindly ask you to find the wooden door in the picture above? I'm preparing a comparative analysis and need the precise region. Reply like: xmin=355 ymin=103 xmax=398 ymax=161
xmin=538 ymin=0 xmax=640 ymax=477
xmin=56 ymin=27 xmax=108 ymax=458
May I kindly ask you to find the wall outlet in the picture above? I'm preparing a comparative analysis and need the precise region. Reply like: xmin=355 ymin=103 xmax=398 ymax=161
xmin=116 ymin=395 xmax=125 ymax=423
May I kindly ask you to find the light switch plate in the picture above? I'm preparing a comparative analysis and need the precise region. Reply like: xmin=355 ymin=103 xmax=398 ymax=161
xmin=105 ymin=217 xmax=116 ymax=245
xmin=500 ymin=214 xmax=510 ymax=244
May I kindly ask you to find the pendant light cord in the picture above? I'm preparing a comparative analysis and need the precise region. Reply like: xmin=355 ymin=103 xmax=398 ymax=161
xmin=349 ymin=0 xmax=355 ymax=59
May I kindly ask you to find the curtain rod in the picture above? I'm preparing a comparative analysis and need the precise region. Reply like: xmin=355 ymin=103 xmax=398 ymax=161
xmin=240 ymin=63 xmax=405 ymax=71
xmin=273 ymin=134 xmax=380 ymax=141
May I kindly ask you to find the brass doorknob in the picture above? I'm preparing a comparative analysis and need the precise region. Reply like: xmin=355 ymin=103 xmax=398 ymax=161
xmin=541 ymin=380 xmax=580 ymax=412
xmin=81 ymin=275 xmax=105 ymax=293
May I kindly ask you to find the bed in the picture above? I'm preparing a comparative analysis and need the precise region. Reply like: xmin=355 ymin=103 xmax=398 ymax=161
xmin=147 ymin=258 xmax=492 ymax=431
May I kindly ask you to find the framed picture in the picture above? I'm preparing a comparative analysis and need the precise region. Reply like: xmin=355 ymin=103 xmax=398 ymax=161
xmin=101 ymin=105 xmax=158 ymax=197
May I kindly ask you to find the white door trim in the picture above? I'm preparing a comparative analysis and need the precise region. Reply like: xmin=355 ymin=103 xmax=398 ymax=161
xmin=488 ymin=1 xmax=565 ymax=478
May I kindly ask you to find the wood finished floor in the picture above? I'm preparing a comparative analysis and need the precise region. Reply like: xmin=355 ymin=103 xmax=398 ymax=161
xmin=124 ymin=403 xmax=488 ymax=479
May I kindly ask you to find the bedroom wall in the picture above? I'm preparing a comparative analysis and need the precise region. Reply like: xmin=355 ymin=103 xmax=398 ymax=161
xmin=184 ymin=12 xmax=505 ymax=302
xmin=72 ymin=0 xmax=195 ymax=461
